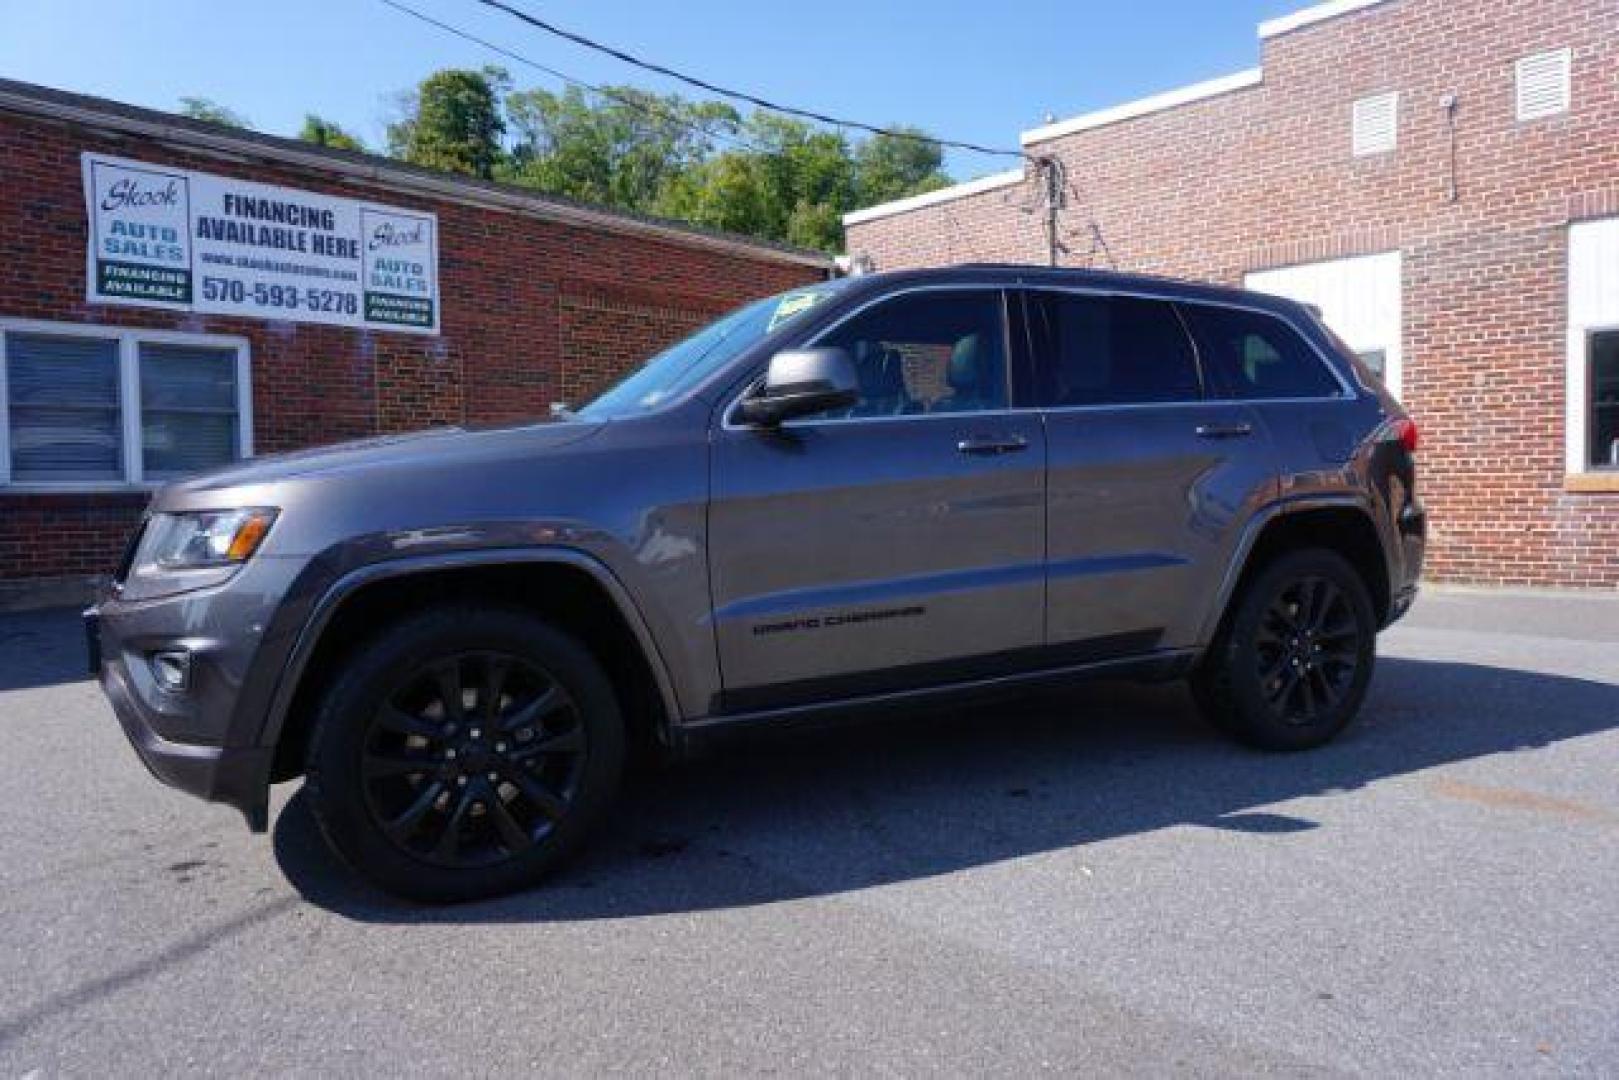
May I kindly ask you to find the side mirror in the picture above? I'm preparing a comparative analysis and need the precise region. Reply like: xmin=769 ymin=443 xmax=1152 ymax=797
xmin=738 ymin=348 xmax=860 ymax=427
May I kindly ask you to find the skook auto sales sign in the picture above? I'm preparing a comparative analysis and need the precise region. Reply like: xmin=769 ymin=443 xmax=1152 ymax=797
xmin=83 ymin=152 xmax=440 ymax=334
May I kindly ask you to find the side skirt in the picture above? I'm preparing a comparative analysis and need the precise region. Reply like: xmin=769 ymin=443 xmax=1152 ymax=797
xmin=677 ymin=648 xmax=1199 ymax=746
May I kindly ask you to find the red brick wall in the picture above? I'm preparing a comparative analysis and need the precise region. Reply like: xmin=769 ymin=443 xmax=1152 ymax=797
xmin=0 ymin=109 xmax=821 ymax=582
xmin=557 ymin=284 xmax=723 ymax=405
xmin=847 ymin=0 xmax=1619 ymax=588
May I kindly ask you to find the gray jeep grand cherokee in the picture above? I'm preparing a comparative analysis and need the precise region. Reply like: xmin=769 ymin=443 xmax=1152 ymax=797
xmin=89 ymin=265 xmax=1425 ymax=901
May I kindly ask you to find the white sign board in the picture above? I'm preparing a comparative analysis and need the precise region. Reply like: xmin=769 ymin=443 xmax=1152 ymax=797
xmin=83 ymin=152 xmax=440 ymax=334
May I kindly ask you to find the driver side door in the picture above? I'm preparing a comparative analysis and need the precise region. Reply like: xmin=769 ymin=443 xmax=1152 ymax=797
xmin=706 ymin=287 xmax=1047 ymax=714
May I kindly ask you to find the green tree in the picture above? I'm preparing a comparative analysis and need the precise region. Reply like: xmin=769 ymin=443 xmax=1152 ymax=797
xmin=371 ymin=67 xmax=959 ymax=253
xmin=298 ymin=115 xmax=365 ymax=152
xmin=501 ymin=85 xmax=737 ymax=212
xmin=178 ymin=97 xmax=251 ymax=129
xmin=854 ymin=127 xmax=951 ymax=205
xmin=656 ymin=115 xmax=856 ymax=251
xmin=388 ymin=67 xmax=508 ymax=179
xmin=655 ymin=151 xmax=770 ymax=238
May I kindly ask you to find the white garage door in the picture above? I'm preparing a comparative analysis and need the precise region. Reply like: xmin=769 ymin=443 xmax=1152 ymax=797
xmin=1246 ymin=251 xmax=1404 ymax=397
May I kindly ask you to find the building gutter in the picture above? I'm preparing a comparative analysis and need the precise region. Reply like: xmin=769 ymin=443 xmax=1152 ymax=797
xmin=842 ymin=168 xmax=1028 ymax=228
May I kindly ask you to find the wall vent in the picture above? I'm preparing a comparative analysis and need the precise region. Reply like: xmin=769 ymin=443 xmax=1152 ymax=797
xmin=1516 ymin=48 xmax=1572 ymax=121
xmin=1352 ymin=92 xmax=1399 ymax=156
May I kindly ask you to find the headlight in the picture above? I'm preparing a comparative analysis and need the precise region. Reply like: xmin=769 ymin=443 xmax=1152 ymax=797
xmin=134 ymin=508 xmax=278 ymax=572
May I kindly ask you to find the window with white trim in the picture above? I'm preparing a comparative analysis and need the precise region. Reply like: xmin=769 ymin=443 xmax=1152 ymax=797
xmin=1516 ymin=47 xmax=1571 ymax=121
xmin=0 ymin=322 xmax=251 ymax=488
xmin=1352 ymin=92 xmax=1399 ymax=156
xmin=1568 ymin=218 xmax=1619 ymax=478
xmin=1590 ymin=330 xmax=1619 ymax=471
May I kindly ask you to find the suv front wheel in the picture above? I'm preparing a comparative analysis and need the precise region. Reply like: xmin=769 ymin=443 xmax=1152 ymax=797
xmin=1192 ymin=548 xmax=1376 ymax=751
xmin=305 ymin=606 xmax=625 ymax=902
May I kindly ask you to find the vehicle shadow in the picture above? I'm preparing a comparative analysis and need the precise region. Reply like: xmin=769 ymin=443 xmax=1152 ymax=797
xmin=273 ymin=656 xmax=1619 ymax=922
xmin=0 ymin=608 xmax=89 ymax=692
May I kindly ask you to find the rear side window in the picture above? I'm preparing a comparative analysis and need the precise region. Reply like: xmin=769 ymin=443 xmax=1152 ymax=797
xmin=1180 ymin=303 xmax=1344 ymax=400
xmin=1025 ymin=292 xmax=1202 ymax=406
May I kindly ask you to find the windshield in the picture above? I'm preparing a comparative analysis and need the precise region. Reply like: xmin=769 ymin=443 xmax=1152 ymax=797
xmin=576 ymin=282 xmax=847 ymax=418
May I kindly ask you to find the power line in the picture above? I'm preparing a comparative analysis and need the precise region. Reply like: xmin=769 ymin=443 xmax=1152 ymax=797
xmin=377 ymin=0 xmax=773 ymax=156
xmin=466 ymin=0 xmax=1032 ymax=161
xmin=382 ymin=0 xmax=1068 ymax=261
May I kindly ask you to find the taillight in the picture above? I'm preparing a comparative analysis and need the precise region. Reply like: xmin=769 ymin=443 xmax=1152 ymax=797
xmin=1392 ymin=417 xmax=1419 ymax=454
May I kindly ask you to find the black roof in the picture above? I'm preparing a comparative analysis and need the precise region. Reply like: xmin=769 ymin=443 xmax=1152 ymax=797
xmin=845 ymin=263 xmax=1310 ymax=318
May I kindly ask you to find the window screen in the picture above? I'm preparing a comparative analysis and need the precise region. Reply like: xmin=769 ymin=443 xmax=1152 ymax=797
xmin=1025 ymin=293 xmax=1201 ymax=406
xmin=139 ymin=343 xmax=240 ymax=477
xmin=1591 ymin=330 xmax=1619 ymax=470
xmin=816 ymin=290 xmax=1007 ymax=418
xmin=1180 ymin=304 xmax=1344 ymax=400
xmin=5 ymin=333 xmax=123 ymax=482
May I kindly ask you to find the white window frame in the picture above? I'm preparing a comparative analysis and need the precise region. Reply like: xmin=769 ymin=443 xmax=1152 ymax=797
xmin=1568 ymin=218 xmax=1619 ymax=478
xmin=0 ymin=319 xmax=252 ymax=492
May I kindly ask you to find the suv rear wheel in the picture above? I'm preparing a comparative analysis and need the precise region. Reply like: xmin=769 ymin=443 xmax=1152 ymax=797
xmin=1192 ymin=548 xmax=1376 ymax=751
xmin=305 ymin=606 xmax=624 ymax=902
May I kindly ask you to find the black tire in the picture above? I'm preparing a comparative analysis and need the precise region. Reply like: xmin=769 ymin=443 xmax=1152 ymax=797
xmin=1190 ymin=548 xmax=1376 ymax=751
xmin=305 ymin=605 xmax=624 ymax=903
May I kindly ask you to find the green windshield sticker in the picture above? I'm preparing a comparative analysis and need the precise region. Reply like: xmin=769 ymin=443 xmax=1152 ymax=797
xmin=767 ymin=291 xmax=827 ymax=331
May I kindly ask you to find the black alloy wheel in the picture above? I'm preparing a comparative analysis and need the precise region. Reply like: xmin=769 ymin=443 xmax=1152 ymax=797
xmin=1191 ymin=548 xmax=1376 ymax=751
xmin=361 ymin=651 xmax=587 ymax=868
xmin=1252 ymin=576 xmax=1362 ymax=726
xmin=306 ymin=606 xmax=624 ymax=902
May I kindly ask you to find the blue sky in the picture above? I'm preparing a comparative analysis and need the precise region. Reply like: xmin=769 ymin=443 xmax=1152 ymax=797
xmin=3 ymin=0 xmax=1312 ymax=178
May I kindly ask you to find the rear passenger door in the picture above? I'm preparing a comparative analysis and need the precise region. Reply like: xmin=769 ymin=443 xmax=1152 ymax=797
xmin=1023 ymin=290 xmax=1275 ymax=654
xmin=1177 ymin=302 xmax=1358 ymax=497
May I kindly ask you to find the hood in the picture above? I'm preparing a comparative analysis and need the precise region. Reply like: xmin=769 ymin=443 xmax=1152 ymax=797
xmin=161 ymin=418 xmax=605 ymax=497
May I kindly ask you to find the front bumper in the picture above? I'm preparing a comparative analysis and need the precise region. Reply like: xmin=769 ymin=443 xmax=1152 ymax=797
xmin=86 ymin=554 xmax=312 ymax=833
xmin=95 ymin=639 xmax=273 ymax=830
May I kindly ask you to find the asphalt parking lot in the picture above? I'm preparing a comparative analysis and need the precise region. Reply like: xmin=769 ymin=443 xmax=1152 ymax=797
xmin=1 ymin=589 xmax=1616 ymax=1076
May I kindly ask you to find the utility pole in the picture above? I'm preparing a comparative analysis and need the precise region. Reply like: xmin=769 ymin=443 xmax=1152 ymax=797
xmin=1041 ymin=157 xmax=1061 ymax=267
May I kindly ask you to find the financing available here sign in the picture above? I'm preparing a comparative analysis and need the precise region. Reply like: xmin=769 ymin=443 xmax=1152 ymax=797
xmin=82 ymin=152 xmax=440 ymax=334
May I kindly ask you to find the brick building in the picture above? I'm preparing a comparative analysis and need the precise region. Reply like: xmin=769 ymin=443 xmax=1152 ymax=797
xmin=0 ymin=80 xmax=828 ymax=601
xmin=845 ymin=0 xmax=1619 ymax=589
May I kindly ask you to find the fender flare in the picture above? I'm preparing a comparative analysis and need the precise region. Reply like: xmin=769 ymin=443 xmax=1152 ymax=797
xmin=1196 ymin=493 xmax=1387 ymax=646
xmin=255 ymin=547 xmax=684 ymax=752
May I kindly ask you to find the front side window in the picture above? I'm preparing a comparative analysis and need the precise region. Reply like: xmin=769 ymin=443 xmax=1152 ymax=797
xmin=812 ymin=290 xmax=1008 ymax=419
xmin=1180 ymin=304 xmax=1344 ymax=400
xmin=1 ymin=326 xmax=246 ymax=487
xmin=1591 ymin=329 xmax=1619 ymax=470
xmin=1025 ymin=292 xmax=1201 ymax=406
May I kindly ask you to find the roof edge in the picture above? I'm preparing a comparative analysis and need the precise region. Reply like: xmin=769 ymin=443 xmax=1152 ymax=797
xmin=842 ymin=168 xmax=1027 ymax=227
xmin=1019 ymin=68 xmax=1263 ymax=146
xmin=0 ymin=78 xmax=832 ymax=271
xmin=1258 ymin=0 xmax=1394 ymax=40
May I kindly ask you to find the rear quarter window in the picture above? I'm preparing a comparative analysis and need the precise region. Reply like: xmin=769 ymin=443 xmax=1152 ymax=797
xmin=1179 ymin=303 xmax=1344 ymax=400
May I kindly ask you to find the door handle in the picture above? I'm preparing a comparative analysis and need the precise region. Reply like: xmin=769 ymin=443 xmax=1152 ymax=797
xmin=957 ymin=434 xmax=1029 ymax=456
xmin=1195 ymin=422 xmax=1254 ymax=440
